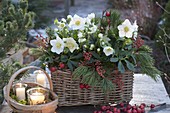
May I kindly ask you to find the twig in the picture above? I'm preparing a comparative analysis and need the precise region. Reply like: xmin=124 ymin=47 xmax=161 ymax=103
xmin=156 ymin=2 xmax=170 ymax=14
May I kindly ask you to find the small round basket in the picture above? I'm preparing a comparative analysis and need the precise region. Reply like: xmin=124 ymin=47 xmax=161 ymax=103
xmin=4 ymin=66 xmax=58 ymax=113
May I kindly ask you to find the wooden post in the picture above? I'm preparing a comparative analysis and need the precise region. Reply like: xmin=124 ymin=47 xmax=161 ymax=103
xmin=70 ymin=0 xmax=75 ymax=6
xmin=64 ymin=0 xmax=69 ymax=18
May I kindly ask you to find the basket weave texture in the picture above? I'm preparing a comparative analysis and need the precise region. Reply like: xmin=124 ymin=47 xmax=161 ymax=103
xmin=52 ymin=69 xmax=133 ymax=106
xmin=5 ymin=66 xmax=58 ymax=113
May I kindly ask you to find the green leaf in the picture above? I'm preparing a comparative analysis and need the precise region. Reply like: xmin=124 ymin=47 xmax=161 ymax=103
xmin=110 ymin=58 xmax=118 ymax=62
xmin=70 ymin=61 xmax=78 ymax=67
xmin=67 ymin=61 xmax=73 ymax=71
xmin=131 ymin=54 xmax=136 ymax=64
xmin=91 ymin=51 xmax=101 ymax=59
xmin=70 ymin=53 xmax=83 ymax=59
xmin=118 ymin=61 xmax=125 ymax=73
xmin=60 ymin=55 xmax=68 ymax=62
xmin=101 ymin=78 xmax=115 ymax=92
xmin=125 ymin=60 xmax=135 ymax=71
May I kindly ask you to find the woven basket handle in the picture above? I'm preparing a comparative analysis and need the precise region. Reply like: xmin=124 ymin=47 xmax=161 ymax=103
xmin=6 ymin=66 xmax=53 ymax=111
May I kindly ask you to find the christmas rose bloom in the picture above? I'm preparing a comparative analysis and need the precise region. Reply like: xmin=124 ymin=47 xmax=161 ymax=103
xmin=50 ymin=36 xmax=64 ymax=54
xmin=103 ymin=46 xmax=114 ymax=56
xmin=86 ymin=13 xmax=95 ymax=24
xmin=117 ymin=19 xmax=134 ymax=38
xmin=69 ymin=14 xmax=85 ymax=30
xmin=64 ymin=38 xmax=79 ymax=53
xmin=89 ymin=24 xmax=98 ymax=34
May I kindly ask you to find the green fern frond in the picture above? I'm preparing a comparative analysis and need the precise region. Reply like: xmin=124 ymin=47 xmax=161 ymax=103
xmin=136 ymin=50 xmax=161 ymax=80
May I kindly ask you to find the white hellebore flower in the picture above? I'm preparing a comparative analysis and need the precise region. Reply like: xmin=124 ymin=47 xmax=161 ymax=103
xmin=117 ymin=19 xmax=134 ymax=38
xmin=86 ymin=13 xmax=95 ymax=24
xmin=98 ymin=33 xmax=103 ymax=38
xmin=87 ymin=13 xmax=95 ymax=20
xmin=78 ymin=38 xmax=86 ymax=43
xmin=78 ymin=32 xmax=83 ymax=38
xmin=50 ymin=36 xmax=64 ymax=54
xmin=69 ymin=14 xmax=85 ymax=30
xmin=64 ymin=38 xmax=78 ymax=53
xmin=58 ymin=22 xmax=65 ymax=30
xmin=89 ymin=24 xmax=98 ymax=34
xmin=61 ymin=18 xmax=66 ymax=23
xmin=103 ymin=46 xmax=114 ymax=56
xmin=67 ymin=15 xmax=73 ymax=20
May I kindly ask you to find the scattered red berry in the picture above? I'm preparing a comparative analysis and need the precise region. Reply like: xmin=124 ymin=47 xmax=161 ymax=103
xmin=117 ymin=109 xmax=121 ymax=113
xmin=132 ymin=109 xmax=137 ymax=113
xmin=101 ymin=105 xmax=107 ymax=111
xmin=106 ymin=11 xmax=111 ymax=17
xmin=59 ymin=62 xmax=65 ymax=69
xmin=150 ymin=104 xmax=155 ymax=109
xmin=50 ymin=67 xmax=56 ymax=72
xmin=136 ymin=108 xmax=141 ymax=113
xmin=85 ymin=84 xmax=90 ymax=89
xmin=141 ymin=108 xmax=145 ymax=113
xmin=98 ymin=111 xmax=102 ymax=113
xmin=139 ymin=104 xmax=145 ymax=109
xmin=79 ymin=83 xmax=85 ymax=89
xmin=127 ymin=109 xmax=132 ymax=113
xmin=93 ymin=111 xmax=98 ymax=113
xmin=127 ymin=104 xmax=132 ymax=110
xmin=119 ymin=102 xmax=124 ymax=107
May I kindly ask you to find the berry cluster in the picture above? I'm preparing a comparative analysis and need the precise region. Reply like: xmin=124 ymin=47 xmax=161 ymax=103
xmin=79 ymin=83 xmax=90 ymax=89
xmin=94 ymin=102 xmax=157 ymax=113
xmin=83 ymin=52 xmax=92 ymax=61
xmin=133 ymin=37 xmax=144 ymax=49
xmin=95 ymin=61 xmax=106 ymax=78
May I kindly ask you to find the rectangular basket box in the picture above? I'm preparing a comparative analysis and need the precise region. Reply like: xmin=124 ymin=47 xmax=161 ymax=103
xmin=52 ymin=70 xmax=134 ymax=106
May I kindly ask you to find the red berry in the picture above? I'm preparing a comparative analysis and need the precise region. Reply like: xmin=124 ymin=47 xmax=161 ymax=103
xmin=141 ymin=108 xmax=145 ymax=113
xmin=106 ymin=11 xmax=111 ymax=17
xmin=136 ymin=108 xmax=141 ymax=113
xmin=127 ymin=109 xmax=132 ymax=113
xmin=132 ymin=109 xmax=137 ymax=113
xmin=59 ymin=62 xmax=65 ymax=69
xmin=123 ymin=108 xmax=127 ymax=112
xmin=150 ymin=104 xmax=155 ymax=109
xmin=79 ymin=83 xmax=85 ymax=89
xmin=93 ymin=111 xmax=98 ymax=113
xmin=132 ymin=105 xmax=137 ymax=110
xmin=106 ymin=110 xmax=112 ymax=113
xmin=119 ymin=102 xmax=124 ymax=107
xmin=106 ymin=106 xmax=111 ymax=110
xmin=127 ymin=104 xmax=132 ymax=110
xmin=141 ymin=103 xmax=146 ymax=107
xmin=50 ymin=67 xmax=56 ymax=72
xmin=101 ymin=105 xmax=107 ymax=111
xmin=139 ymin=104 xmax=145 ymax=109
xmin=98 ymin=111 xmax=102 ymax=113
xmin=85 ymin=84 xmax=90 ymax=89
xmin=113 ymin=107 xmax=117 ymax=112
xmin=117 ymin=109 xmax=121 ymax=113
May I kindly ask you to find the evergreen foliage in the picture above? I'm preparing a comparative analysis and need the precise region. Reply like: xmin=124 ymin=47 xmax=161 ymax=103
xmin=0 ymin=0 xmax=35 ymax=59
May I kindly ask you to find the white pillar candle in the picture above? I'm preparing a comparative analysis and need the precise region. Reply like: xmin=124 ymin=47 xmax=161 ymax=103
xmin=36 ymin=73 xmax=46 ymax=86
xmin=16 ymin=83 xmax=25 ymax=100
xmin=30 ymin=92 xmax=45 ymax=105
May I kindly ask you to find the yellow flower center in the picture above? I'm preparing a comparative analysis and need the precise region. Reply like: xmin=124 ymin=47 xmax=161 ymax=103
xmin=60 ymin=23 xmax=65 ymax=28
xmin=56 ymin=43 xmax=61 ymax=48
xmin=67 ymin=42 xmax=74 ymax=49
xmin=124 ymin=26 xmax=129 ymax=32
xmin=75 ymin=20 xmax=81 ymax=26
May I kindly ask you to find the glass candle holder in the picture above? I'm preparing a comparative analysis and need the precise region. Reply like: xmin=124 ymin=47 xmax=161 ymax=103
xmin=27 ymin=87 xmax=49 ymax=105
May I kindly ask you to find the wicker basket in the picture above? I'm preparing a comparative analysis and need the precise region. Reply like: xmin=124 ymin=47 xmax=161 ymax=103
xmin=4 ymin=66 xmax=58 ymax=113
xmin=52 ymin=69 xmax=133 ymax=106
